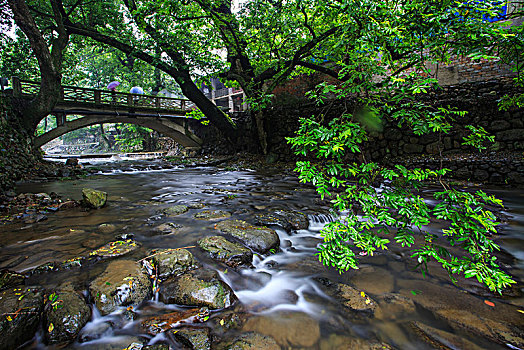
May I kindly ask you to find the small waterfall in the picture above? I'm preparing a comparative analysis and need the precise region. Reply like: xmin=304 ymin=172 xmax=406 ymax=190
xmin=308 ymin=213 xmax=336 ymax=231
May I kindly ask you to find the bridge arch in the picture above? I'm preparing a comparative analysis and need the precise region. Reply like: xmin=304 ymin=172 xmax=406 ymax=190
xmin=35 ymin=114 xmax=202 ymax=149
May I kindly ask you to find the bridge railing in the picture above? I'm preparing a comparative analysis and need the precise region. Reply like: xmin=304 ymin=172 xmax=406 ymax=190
xmin=13 ymin=77 xmax=195 ymax=112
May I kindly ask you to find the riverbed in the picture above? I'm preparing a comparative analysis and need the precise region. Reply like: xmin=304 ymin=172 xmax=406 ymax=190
xmin=1 ymin=158 xmax=523 ymax=349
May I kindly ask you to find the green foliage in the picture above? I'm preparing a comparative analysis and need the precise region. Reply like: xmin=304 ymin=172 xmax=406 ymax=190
xmin=287 ymin=0 xmax=519 ymax=293
xmin=187 ymin=108 xmax=210 ymax=125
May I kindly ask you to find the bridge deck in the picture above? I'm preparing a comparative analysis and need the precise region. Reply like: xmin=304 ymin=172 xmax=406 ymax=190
xmin=14 ymin=78 xmax=195 ymax=117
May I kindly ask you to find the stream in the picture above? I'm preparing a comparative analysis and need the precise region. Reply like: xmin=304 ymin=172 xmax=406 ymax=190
xmin=1 ymin=158 xmax=523 ymax=350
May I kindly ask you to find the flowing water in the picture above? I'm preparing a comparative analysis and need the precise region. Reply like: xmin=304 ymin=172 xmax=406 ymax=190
xmin=1 ymin=159 xmax=523 ymax=349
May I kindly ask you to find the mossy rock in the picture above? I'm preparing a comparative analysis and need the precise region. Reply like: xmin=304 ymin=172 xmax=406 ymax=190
xmin=215 ymin=220 xmax=279 ymax=254
xmin=194 ymin=210 xmax=232 ymax=220
xmin=218 ymin=332 xmax=280 ymax=350
xmin=148 ymin=248 xmax=198 ymax=278
xmin=44 ymin=290 xmax=91 ymax=344
xmin=273 ymin=209 xmax=309 ymax=230
xmin=172 ymin=326 xmax=211 ymax=349
xmin=198 ymin=236 xmax=253 ymax=267
xmin=89 ymin=260 xmax=151 ymax=316
xmin=159 ymin=269 xmax=237 ymax=309
xmin=163 ymin=205 xmax=189 ymax=216
xmin=81 ymin=188 xmax=107 ymax=209
xmin=253 ymin=212 xmax=292 ymax=232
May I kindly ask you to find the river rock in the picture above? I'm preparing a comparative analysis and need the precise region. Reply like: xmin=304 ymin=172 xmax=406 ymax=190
xmin=273 ymin=209 xmax=309 ymax=230
xmin=98 ymin=223 xmax=117 ymax=234
xmin=219 ymin=332 xmax=280 ymax=350
xmin=316 ymin=278 xmax=378 ymax=315
xmin=253 ymin=212 xmax=292 ymax=232
xmin=171 ymin=326 xmax=211 ymax=349
xmin=89 ymin=260 xmax=151 ymax=315
xmin=198 ymin=236 xmax=253 ymax=267
xmin=78 ymin=321 xmax=112 ymax=342
xmin=90 ymin=239 xmax=139 ymax=258
xmin=150 ymin=248 xmax=198 ymax=278
xmin=82 ymin=188 xmax=107 ymax=209
xmin=0 ymin=286 xmax=44 ymax=350
xmin=163 ymin=205 xmax=189 ymax=216
xmin=374 ymin=293 xmax=415 ymax=320
xmin=159 ymin=269 xmax=237 ymax=309
xmin=215 ymin=219 xmax=279 ymax=254
xmin=141 ymin=308 xmax=209 ymax=335
xmin=194 ymin=210 xmax=232 ymax=220
xmin=44 ymin=290 xmax=91 ymax=344
xmin=319 ymin=334 xmax=393 ymax=350
xmin=154 ymin=222 xmax=183 ymax=235
xmin=0 ymin=270 xmax=25 ymax=291
xmin=351 ymin=266 xmax=395 ymax=295
xmin=397 ymin=279 xmax=524 ymax=348
xmin=242 ymin=311 xmax=320 ymax=347
xmin=410 ymin=321 xmax=485 ymax=350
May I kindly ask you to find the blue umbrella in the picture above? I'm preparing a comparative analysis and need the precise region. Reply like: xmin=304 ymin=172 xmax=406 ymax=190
xmin=130 ymin=86 xmax=144 ymax=94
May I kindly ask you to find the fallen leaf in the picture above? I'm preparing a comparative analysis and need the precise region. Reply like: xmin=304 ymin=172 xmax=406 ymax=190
xmin=484 ymin=300 xmax=495 ymax=307
xmin=48 ymin=323 xmax=54 ymax=332
xmin=360 ymin=291 xmax=366 ymax=298
xmin=517 ymin=310 xmax=524 ymax=314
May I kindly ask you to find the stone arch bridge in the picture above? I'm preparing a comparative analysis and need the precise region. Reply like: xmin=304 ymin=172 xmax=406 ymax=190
xmin=12 ymin=78 xmax=203 ymax=149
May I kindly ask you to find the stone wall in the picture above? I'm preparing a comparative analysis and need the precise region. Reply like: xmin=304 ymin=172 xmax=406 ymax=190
xmin=265 ymin=79 xmax=524 ymax=185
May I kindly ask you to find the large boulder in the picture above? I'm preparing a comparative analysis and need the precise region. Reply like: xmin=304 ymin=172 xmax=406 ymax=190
xmin=148 ymin=248 xmax=198 ymax=279
xmin=0 ymin=286 xmax=44 ymax=350
xmin=159 ymin=269 xmax=237 ymax=309
xmin=198 ymin=236 xmax=253 ymax=267
xmin=44 ymin=289 xmax=91 ymax=344
xmin=89 ymin=260 xmax=151 ymax=315
xmin=82 ymin=188 xmax=107 ymax=209
xmin=215 ymin=220 xmax=279 ymax=254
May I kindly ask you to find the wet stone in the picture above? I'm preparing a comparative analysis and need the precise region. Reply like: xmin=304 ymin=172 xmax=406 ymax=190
xmin=317 ymin=279 xmax=378 ymax=315
xmin=82 ymin=188 xmax=107 ymax=209
xmin=198 ymin=236 xmax=253 ymax=267
xmin=154 ymin=222 xmax=183 ymax=235
xmin=163 ymin=205 xmax=189 ymax=216
xmin=159 ymin=269 xmax=237 ymax=310
xmin=374 ymin=293 xmax=416 ymax=321
xmin=44 ymin=290 xmax=91 ymax=344
xmin=273 ymin=209 xmax=309 ymax=230
xmin=215 ymin=219 xmax=279 ymax=254
xmin=253 ymin=212 xmax=292 ymax=232
xmin=98 ymin=223 xmax=117 ymax=234
xmin=147 ymin=248 xmax=198 ymax=279
xmin=220 ymin=332 xmax=280 ymax=350
xmin=0 ymin=286 xmax=44 ymax=350
xmin=410 ymin=321 xmax=485 ymax=350
xmin=78 ymin=321 xmax=112 ymax=343
xmin=141 ymin=308 xmax=209 ymax=335
xmin=0 ymin=270 xmax=25 ymax=291
xmin=90 ymin=239 xmax=139 ymax=258
xmin=319 ymin=334 xmax=393 ymax=350
xmin=89 ymin=260 xmax=151 ymax=316
xmin=172 ymin=326 xmax=211 ymax=350
xmin=194 ymin=210 xmax=232 ymax=220
xmin=242 ymin=311 xmax=320 ymax=347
